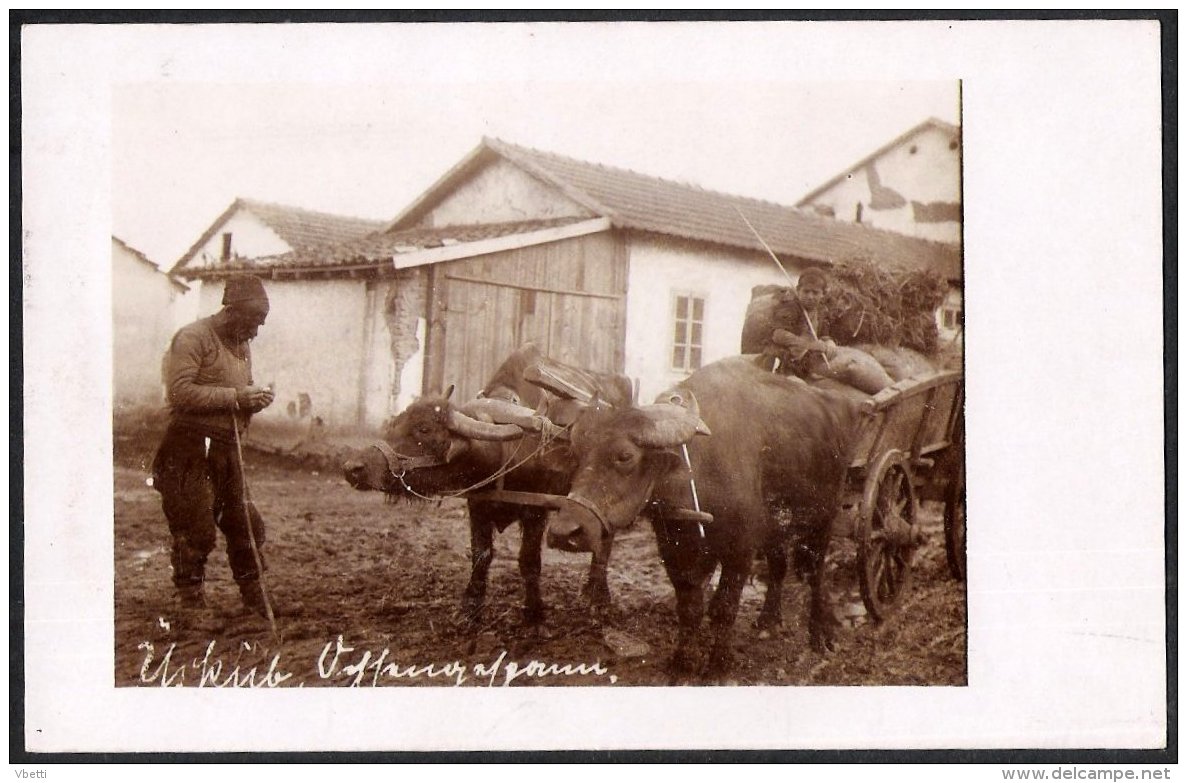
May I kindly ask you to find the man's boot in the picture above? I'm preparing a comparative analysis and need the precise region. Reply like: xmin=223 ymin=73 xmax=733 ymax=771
xmin=239 ymin=579 xmax=276 ymax=618
xmin=176 ymin=583 xmax=208 ymax=609
xmin=172 ymin=583 xmax=222 ymax=632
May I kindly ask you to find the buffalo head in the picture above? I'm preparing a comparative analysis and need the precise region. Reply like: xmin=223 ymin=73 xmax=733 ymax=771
xmin=546 ymin=394 xmax=710 ymax=557
xmin=342 ymin=391 xmax=536 ymax=497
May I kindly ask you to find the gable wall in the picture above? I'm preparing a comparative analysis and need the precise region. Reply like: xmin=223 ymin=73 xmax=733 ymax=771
xmin=418 ymin=158 xmax=592 ymax=227
xmin=112 ymin=241 xmax=188 ymax=412
xmin=805 ymin=125 xmax=962 ymax=243
xmin=186 ymin=210 xmax=293 ymax=270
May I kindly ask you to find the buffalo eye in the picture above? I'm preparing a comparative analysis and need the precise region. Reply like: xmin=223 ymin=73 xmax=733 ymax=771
xmin=611 ymin=449 xmax=638 ymax=472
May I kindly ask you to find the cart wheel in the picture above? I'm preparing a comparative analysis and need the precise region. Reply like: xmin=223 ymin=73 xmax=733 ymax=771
xmin=858 ymin=450 xmax=919 ymax=621
xmin=944 ymin=468 xmax=966 ymax=580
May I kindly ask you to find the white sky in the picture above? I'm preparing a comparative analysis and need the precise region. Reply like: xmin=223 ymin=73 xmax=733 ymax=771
xmin=108 ymin=25 xmax=959 ymax=268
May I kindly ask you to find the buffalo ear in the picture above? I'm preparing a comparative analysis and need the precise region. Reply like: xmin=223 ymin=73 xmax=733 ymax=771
xmin=444 ymin=384 xmax=455 ymax=400
xmin=655 ymin=388 xmax=701 ymax=419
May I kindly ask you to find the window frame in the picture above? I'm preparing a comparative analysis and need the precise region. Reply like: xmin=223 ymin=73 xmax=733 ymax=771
xmin=670 ymin=292 xmax=706 ymax=373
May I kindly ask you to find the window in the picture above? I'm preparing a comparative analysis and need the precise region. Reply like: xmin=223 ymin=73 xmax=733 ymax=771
xmin=942 ymin=306 xmax=962 ymax=329
xmin=671 ymin=294 xmax=705 ymax=372
xmin=221 ymin=232 xmax=233 ymax=262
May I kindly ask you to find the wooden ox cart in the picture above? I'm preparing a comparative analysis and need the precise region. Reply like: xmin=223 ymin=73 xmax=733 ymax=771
xmin=837 ymin=369 xmax=965 ymax=619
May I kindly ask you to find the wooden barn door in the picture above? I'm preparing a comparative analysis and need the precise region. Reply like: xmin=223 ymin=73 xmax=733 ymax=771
xmin=425 ymin=232 xmax=626 ymax=401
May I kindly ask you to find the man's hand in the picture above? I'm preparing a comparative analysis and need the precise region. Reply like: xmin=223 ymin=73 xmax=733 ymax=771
xmin=236 ymin=385 xmax=276 ymax=413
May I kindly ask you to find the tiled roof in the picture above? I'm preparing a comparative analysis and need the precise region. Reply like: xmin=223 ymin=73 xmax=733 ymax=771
xmin=238 ymin=198 xmax=387 ymax=251
xmin=439 ymin=138 xmax=961 ymax=281
xmin=177 ymin=217 xmax=591 ymax=276
xmin=171 ymin=198 xmax=385 ymax=273
xmin=180 ymin=139 xmax=962 ymax=283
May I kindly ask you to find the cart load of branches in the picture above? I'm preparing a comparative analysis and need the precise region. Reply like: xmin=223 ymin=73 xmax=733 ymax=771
xmin=744 ymin=260 xmax=949 ymax=354
xmin=823 ymin=257 xmax=949 ymax=355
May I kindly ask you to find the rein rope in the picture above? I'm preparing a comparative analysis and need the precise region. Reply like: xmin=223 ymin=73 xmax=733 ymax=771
xmin=378 ymin=421 xmax=573 ymax=502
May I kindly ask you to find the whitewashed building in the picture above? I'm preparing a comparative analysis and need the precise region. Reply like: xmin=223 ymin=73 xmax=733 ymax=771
xmin=112 ymin=236 xmax=189 ymax=413
xmin=797 ymin=118 xmax=963 ymax=342
xmin=170 ymin=199 xmax=386 ymax=443
xmin=178 ymin=138 xmax=960 ymax=443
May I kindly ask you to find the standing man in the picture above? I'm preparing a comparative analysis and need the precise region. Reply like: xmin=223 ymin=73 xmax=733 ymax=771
xmin=152 ymin=274 xmax=277 ymax=619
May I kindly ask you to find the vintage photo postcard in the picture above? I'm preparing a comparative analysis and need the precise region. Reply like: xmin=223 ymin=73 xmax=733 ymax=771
xmin=18 ymin=18 xmax=1167 ymax=756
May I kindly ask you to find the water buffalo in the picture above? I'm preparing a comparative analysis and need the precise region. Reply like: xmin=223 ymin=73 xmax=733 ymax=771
xmin=343 ymin=344 xmax=634 ymax=628
xmin=546 ymin=355 xmax=863 ymax=676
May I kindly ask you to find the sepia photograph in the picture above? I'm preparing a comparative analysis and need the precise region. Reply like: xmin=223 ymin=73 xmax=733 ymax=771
xmin=19 ymin=16 xmax=1167 ymax=757
xmin=112 ymin=79 xmax=965 ymax=691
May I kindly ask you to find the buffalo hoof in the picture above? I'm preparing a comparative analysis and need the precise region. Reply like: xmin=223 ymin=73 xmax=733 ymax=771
xmin=754 ymin=612 xmax=783 ymax=635
xmin=703 ymin=645 xmax=736 ymax=679
xmin=581 ymin=584 xmax=612 ymax=612
xmin=455 ymin=602 xmax=483 ymax=635
xmin=522 ymin=604 xmax=546 ymax=626
xmin=670 ymin=646 xmax=700 ymax=675
xmin=809 ymin=627 xmax=838 ymax=654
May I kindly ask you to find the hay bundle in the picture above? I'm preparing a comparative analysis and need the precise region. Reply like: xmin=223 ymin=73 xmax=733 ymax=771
xmin=824 ymin=257 xmax=949 ymax=355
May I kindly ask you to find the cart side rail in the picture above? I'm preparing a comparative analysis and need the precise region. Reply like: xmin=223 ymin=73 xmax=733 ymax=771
xmin=850 ymin=370 xmax=964 ymax=469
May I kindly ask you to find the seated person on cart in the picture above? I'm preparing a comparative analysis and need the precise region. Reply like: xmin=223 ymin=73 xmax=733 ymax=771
xmin=761 ymin=267 xmax=838 ymax=378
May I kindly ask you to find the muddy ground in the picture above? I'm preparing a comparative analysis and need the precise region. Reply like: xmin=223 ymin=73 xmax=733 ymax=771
xmin=114 ymin=427 xmax=966 ymax=688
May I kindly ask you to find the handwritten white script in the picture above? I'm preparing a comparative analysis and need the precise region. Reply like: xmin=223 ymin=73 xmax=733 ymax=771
xmin=138 ymin=640 xmax=293 ymax=688
xmin=138 ymin=636 xmax=615 ymax=687
xmin=316 ymin=635 xmax=613 ymax=687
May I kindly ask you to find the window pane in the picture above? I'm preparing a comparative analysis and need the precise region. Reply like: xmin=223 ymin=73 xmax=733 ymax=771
xmin=673 ymin=346 xmax=685 ymax=369
xmin=675 ymin=297 xmax=688 ymax=319
xmin=692 ymin=298 xmax=704 ymax=320
xmin=673 ymin=320 xmax=686 ymax=344
xmin=691 ymin=322 xmax=702 ymax=346
xmin=690 ymin=347 xmax=702 ymax=369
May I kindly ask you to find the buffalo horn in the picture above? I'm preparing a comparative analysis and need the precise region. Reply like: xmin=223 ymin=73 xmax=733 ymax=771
xmin=630 ymin=403 xmax=712 ymax=448
xmin=639 ymin=401 xmax=711 ymax=435
xmin=461 ymin=397 xmax=546 ymax=432
xmin=447 ymin=409 xmax=524 ymax=441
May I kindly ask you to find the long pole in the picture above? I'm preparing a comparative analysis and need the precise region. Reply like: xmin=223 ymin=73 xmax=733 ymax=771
xmin=734 ymin=206 xmax=796 ymax=285
xmin=231 ymin=413 xmax=278 ymax=639
xmin=734 ymin=206 xmax=829 ymax=365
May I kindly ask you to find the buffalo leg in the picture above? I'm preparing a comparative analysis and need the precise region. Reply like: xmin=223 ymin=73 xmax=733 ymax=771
xmin=804 ymin=521 xmax=839 ymax=653
xmin=755 ymin=535 xmax=788 ymax=631
xmin=652 ymin=518 xmax=708 ymax=674
xmin=705 ymin=556 xmax=751 ymax=676
xmin=518 ymin=510 xmax=546 ymax=625
xmin=581 ymin=531 xmax=614 ymax=621
xmin=461 ymin=514 xmax=495 ymax=628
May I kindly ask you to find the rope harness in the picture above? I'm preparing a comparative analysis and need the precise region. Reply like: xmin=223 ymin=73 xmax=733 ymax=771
xmin=370 ymin=420 xmax=572 ymax=502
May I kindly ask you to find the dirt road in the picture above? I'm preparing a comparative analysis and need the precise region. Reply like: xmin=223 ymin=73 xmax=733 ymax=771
xmin=114 ymin=435 xmax=966 ymax=688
